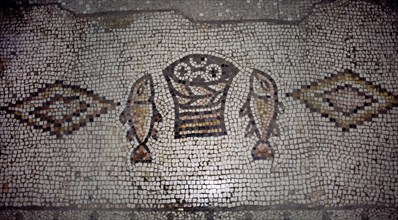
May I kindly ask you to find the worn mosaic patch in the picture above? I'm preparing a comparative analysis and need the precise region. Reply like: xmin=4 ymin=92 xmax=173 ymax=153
xmin=0 ymin=81 xmax=116 ymax=138
xmin=290 ymin=69 xmax=398 ymax=130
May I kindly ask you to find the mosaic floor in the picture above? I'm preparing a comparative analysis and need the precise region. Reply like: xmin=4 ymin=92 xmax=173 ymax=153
xmin=0 ymin=0 xmax=398 ymax=219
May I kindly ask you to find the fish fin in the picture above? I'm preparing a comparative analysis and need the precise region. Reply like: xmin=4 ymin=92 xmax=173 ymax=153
xmin=126 ymin=129 xmax=136 ymax=142
xmin=245 ymin=121 xmax=256 ymax=137
xmin=151 ymin=129 xmax=159 ymax=140
xmin=239 ymin=99 xmax=250 ymax=118
xmin=119 ymin=108 xmax=128 ymax=124
xmin=153 ymin=107 xmax=163 ymax=123
xmin=277 ymin=101 xmax=285 ymax=114
xmin=271 ymin=124 xmax=281 ymax=137
xmin=252 ymin=141 xmax=273 ymax=159
xmin=131 ymin=144 xmax=152 ymax=163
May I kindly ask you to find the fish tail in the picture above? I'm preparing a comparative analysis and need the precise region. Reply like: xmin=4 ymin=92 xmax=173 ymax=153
xmin=252 ymin=140 xmax=273 ymax=159
xmin=131 ymin=143 xmax=152 ymax=163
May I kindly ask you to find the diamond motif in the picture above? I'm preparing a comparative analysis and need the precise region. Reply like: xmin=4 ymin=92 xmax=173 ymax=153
xmin=0 ymin=81 xmax=116 ymax=137
xmin=290 ymin=70 xmax=398 ymax=130
xmin=323 ymin=84 xmax=376 ymax=117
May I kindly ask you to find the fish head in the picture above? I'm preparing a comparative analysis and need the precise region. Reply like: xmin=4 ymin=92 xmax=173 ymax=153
xmin=131 ymin=75 xmax=152 ymax=103
xmin=251 ymin=70 xmax=276 ymax=100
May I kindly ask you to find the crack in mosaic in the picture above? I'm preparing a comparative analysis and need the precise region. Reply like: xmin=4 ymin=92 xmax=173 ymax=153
xmin=163 ymin=54 xmax=238 ymax=139
xmin=0 ymin=81 xmax=116 ymax=138
xmin=239 ymin=69 xmax=279 ymax=160
xmin=289 ymin=69 xmax=398 ymax=131
xmin=119 ymin=75 xmax=162 ymax=163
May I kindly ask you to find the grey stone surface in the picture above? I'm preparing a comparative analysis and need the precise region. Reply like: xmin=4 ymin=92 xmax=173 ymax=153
xmin=1 ymin=208 xmax=398 ymax=220
xmin=27 ymin=0 xmax=324 ymax=22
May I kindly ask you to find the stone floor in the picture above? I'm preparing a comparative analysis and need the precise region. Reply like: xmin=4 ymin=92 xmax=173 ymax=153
xmin=0 ymin=0 xmax=398 ymax=219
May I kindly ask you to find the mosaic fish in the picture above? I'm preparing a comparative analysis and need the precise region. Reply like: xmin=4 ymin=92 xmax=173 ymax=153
xmin=119 ymin=75 xmax=162 ymax=163
xmin=240 ymin=69 xmax=279 ymax=159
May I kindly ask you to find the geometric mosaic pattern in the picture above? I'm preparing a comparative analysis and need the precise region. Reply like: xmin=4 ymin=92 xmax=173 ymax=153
xmin=290 ymin=69 xmax=398 ymax=131
xmin=1 ymin=0 xmax=398 ymax=216
xmin=0 ymin=81 xmax=116 ymax=138
xmin=163 ymin=54 xmax=238 ymax=139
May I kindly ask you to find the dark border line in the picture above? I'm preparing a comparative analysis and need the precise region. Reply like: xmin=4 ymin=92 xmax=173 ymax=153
xmin=0 ymin=204 xmax=397 ymax=212
xmin=1 ymin=0 xmax=397 ymax=214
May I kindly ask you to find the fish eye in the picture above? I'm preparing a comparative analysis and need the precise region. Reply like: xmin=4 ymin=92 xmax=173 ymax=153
xmin=205 ymin=64 xmax=222 ymax=81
